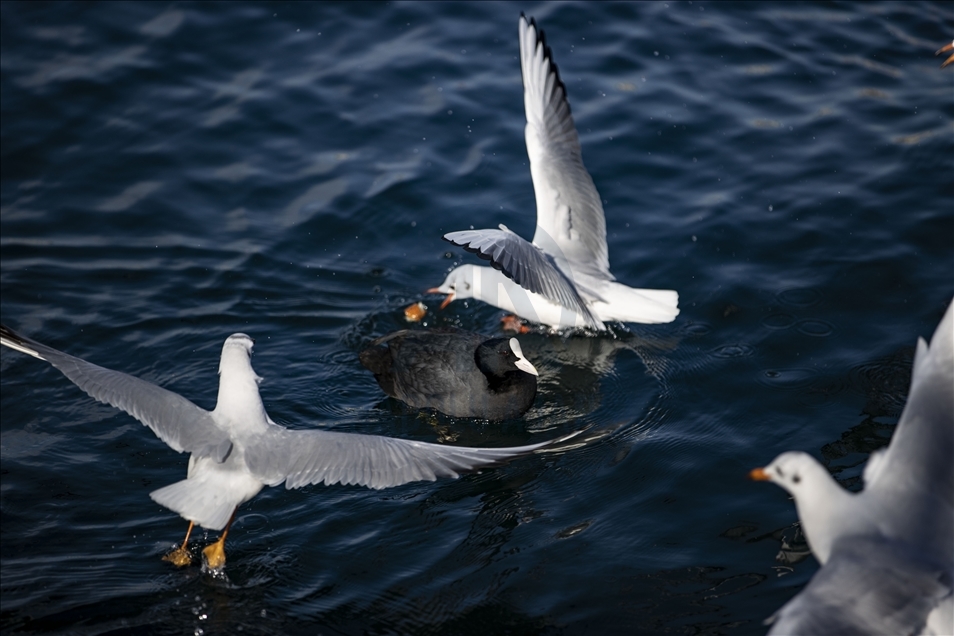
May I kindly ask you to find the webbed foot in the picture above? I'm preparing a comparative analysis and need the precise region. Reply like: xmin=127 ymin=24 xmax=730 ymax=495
xmin=501 ymin=314 xmax=530 ymax=334
xmin=202 ymin=538 xmax=227 ymax=570
xmin=162 ymin=546 xmax=192 ymax=567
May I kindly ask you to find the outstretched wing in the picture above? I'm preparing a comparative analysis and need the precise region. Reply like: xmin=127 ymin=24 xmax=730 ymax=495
xmin=767 ymin=535 xmax=951 ymax=636
xmin=245 ymin=423 xmax=581 ymax=490
xmin=1 ymin=324 xmax=232 ymax=461
xmin=444 ymin=226 xmax=602 ymax=328
xmin=520 ymin=14 xmax=611 ymax=281
xmin=864 ymin=300 xmax=954 ymax=538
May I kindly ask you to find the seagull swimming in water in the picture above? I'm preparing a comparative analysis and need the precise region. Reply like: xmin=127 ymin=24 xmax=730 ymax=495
xmin=0 ymin=324 xmax=580 ymax=570
xmin=750 ymin=298 xmax=954 ymax=636
xmin=430 ymin=15 xmax=679 ymax=331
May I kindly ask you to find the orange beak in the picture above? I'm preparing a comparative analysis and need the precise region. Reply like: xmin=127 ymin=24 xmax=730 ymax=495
xmin=748 ymin=467 xmax=771 ymax=481
xmin=425 ymin=288 xmax=455 ymax=310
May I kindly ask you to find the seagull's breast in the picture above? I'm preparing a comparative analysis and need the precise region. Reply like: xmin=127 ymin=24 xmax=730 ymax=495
xmin=471 ymin=266 xmax=591 ymax=328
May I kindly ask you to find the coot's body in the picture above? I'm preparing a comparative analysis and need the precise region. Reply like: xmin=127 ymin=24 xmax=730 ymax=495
xmin=359 ymin=329 xmax=538 ymax=420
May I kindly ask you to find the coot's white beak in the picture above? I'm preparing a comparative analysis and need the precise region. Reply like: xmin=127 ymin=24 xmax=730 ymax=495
xmin=509 ymin=338 xmax=539 ymax=376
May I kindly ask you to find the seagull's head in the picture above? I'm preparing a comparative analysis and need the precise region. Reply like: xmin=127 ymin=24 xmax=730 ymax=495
xmin=749 ymin=451 xmax=842 ymax=506
xmin=219 ymin=333 xmax=260 ymax=382
xmin=428 ymin=265 xmax=476 ymax=309
xmin=215 ymin=333 xmax=266 ymax=421
xmin=750 ymin=451 xmax=857 ymax=564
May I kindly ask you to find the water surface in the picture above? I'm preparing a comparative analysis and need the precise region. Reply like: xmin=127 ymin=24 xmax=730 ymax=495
xmin=1 ymin=2 xmax=952 ymax=634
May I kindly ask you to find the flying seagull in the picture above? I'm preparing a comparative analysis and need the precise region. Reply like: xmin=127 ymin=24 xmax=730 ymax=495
xmin=750 ymin=298 xmax=954 ymax=635
xmin=430 ymin=14 xmax=679 ymax=331
xmin=0 ymin=324 xmax=580 ymax=570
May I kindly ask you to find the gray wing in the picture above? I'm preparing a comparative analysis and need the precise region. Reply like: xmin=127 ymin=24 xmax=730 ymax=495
xmin=519 ymin=14 xmax=611 ymax=281
xmin=864 ymin=300 xmax=954 ymax=536
xmin=245 ymin=423 xmax=579 ymax=490
xmin=443 ymin=226 xmax=601 ymax=328
xmin=767 ymin=535 xmax=951 ymax=636
xmin=1 ymin=324 xmax=232 ymax=461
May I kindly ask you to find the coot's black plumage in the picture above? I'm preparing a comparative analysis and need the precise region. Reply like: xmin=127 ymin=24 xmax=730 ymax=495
xmin=359 ymin=329 xmax=539 ymax=420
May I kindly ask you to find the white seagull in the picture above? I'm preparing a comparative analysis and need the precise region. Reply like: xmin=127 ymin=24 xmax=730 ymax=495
xmin=430 ymin=14 xmax=679 ymax=331
xmin=0 ymin=324 xmax=579 ymax=570
xmin=750 ymin=298 xmax=954 ymax=635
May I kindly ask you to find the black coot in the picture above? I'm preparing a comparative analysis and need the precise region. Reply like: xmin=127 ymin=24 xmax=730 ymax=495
xmin=359 ymin=329 xmax=539 ymax=419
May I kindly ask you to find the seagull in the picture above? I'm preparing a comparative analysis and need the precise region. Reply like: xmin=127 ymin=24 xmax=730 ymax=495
xmin=429 ymin=14 xmax=679 ymax=331
xmin=750 ymin=298 xmax=954 ymax=636
xmin=0 ymin=324 xmax=580 ymax=570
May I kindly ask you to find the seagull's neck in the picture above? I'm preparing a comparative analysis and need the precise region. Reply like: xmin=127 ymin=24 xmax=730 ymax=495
xmin=791 ymin=469 xmax=859 ymax=565
xmin=471 ymin=266 xmax=588 ymax=328
xmin=213 ymin=349 xmax=268 ymax=431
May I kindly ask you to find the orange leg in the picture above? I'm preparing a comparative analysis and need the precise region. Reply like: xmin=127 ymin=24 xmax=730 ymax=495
xmin=500 ymin=314 xmax=530 ymax=334
xmin=162 ymin=521 xmax=195 ymax=567
xmin=202 ymin=510 xmax=237 ymax=570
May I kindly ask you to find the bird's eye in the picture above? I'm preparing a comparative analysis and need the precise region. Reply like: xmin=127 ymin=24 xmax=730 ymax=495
xmin=792 ymin=475 xmax=801 ymax=484
xmin=775 ymin=466 xmax=784 ymax=477
xmin=463 ymin=282 xmax=471 ymax=291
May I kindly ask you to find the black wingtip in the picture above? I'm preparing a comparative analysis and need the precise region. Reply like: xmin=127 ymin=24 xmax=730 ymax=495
xmin=444 ymin=232 xmax=518 ymax=280
xmin=520 ymin=13 xmax=571 ymax=117
xmin=456 ymin=242 xmax=513 ymax=278
xmin=0 ymin=322 xmax=49 ymax=360
xmin=1 ymin=323 xmax=25 ymax=346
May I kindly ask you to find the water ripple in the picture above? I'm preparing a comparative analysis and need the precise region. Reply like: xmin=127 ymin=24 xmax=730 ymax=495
xmin=758 ymin=368 xmax=818 ymax=390
xmin=777 ymin=288 xmax=822 ymax=307
xmin=761 ymin=313 xmax=796 ymax=329
xmin=711 ymin=343 xmax=756 ymax=359
xmin=796 ymin=319 xmax=834 ymax=337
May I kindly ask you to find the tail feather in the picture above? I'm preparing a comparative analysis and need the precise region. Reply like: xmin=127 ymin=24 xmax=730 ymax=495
xmin=150 ymin=478 xmax=235 ymax=531
xmin=594 ymin=283 xmax=679 ymax=324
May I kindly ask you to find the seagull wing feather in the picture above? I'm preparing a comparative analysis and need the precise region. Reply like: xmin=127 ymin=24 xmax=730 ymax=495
xmin=767 ymin=535 xmax=950 ymax=636
xmin=865 ymin=300 xmax=954 ymax=520
xmin=246 ymin=425 xmax=578 ymax=490
xmin=519 ymin=14 xmax=611 ymax=280
xmin=0 ymin=324 xmax=231 ymax=461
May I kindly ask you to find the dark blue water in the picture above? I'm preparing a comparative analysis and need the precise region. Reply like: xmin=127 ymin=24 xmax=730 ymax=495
xmin=1 ymin=2 xmax=951 ymax=634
